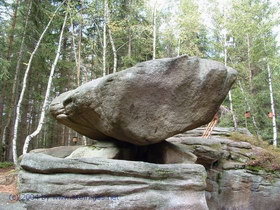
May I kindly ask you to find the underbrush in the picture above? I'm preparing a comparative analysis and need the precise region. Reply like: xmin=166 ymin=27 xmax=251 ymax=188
xmin=0 ymin=162 xmax=14 ymax=169
xmin=230 ymin=132 xmax=280 ymax=172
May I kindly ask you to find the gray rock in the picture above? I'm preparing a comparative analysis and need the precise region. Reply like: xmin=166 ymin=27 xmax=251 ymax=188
xmin=50 ymin=56 xmax=237 ymax=145
xmin=29 ymin=146 xmax=81 ymax=158
xmin=228 ymin=141 xmax=252 ymax=149
xmin=66 ymin=146 xmax=120 ymax=159
xmin=207 ymin=169 xmax=280 ymax=210
xmin=221 ymin=161 xmax=245 ymax=170
xmin=167 ymin=136 xmax=223 ymax=146
xmin=183 ymin=127 xmax=252 ymax=137
xmin=0 ymin=193 xmax=26 ymax=210
xmin=19 ymin=153 xmax=208 ymax=210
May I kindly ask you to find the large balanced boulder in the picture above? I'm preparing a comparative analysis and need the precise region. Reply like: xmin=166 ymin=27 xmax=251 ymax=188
xmin=50 ymin=55 xmax=237 ymax=145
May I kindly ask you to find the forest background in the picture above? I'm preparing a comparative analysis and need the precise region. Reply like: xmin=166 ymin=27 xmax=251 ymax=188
xmin=0 ymin=0 xmax=279 ymax=163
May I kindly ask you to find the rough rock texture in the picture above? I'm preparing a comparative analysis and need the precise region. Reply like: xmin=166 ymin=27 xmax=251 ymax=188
xmin=207 ymin=169 xmax=280 ymax=210
xmin=19 ymin=128 xmax=280 ymax=210
xmin=19 ymin=153 xmax=208 ymax=210
xmin=168 ymin=134 xmax=280 ymax=210
xmin=50 ymin=56 xmax=237 ymax=145
xmin=183 ymin=126 xmax=252 ymax=137
xmin=27 ymin=140 xmax=197 ymax=164
xmin=66 ymin=141 xmax=120 ymax=159
xmin=29 ymin=146 xmax=81 ymax=158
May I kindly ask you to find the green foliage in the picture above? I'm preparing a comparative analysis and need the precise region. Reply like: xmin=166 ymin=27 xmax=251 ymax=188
xmin=230 ymin=132 xmax=280 ymax=171
xmin=0 ymin=161 xmax=14 ymax=169
xmin=0 ymin=0 xmax=280 ymax=161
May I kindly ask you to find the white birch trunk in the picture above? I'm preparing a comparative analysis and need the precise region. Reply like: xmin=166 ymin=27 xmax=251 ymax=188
xmin=11 ymin=1 xmax=65 ymax=165
xmin=152 ymin=1 xmax=157 ymax=60
xmin=228 ymin=90 xmax=238 ymax=130
xmin=224 ymin=39 xmax=238 ymax=130
xmin=106 ymin=2 xmax=117 ymax=74
xmin=108 ymin=28 xmax=117 ymax=73
xmin=2 ymin=0 xmax=32 ymax=148
xmin=77 ymin=0 xmax=84 ymax=86
xmin=77 ymin=29 xmax=81 ymax=86
xmin=238 ymin=80 xmax=259 ymax=136
xmin=177 ymin=38 xmax=181 ymax=57
xmin=247 ymin=34 xmax=253 ymax=90
xmin=70 ymin=17 xmax=78 ymax=67
xmin=263 ymin=39 xmax=278 ymax=147
xmin=103 ymin=0 xmax=107 ymax=76
xmin=267 ymin=63 xmax=278 ymax=147
xmin=23 ymin=11 xmax=68 ymax=155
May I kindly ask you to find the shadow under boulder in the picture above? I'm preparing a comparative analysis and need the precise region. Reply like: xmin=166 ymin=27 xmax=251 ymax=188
xmin=19 ymin=141 xmax=207 ymax=210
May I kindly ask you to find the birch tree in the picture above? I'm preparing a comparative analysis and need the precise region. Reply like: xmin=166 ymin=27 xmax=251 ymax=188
xmin=152 ymin=0 xmax=157 ymax=60
xmin=0 ymin=0 xmax=20 ymax=139
xmin=1 ymin=0 xmax=32 ymax=157
xmin=238 ymin=80 xmax=260 ymax=137
xmin=23 ymin=10 xmax=68 ymax=154
xmin=11 ymin=1 xmax=65 ymax=165
xmin=102 ymin=0 xmax=108 ymax=76
xmin=105 ymin=0 xmax=117 ymax=73
xmin=223 ymin=30 xmax=238 ymax=130
xmin=263 ymin=39 xmax=278 ymax=147
xmin=266 ymin=63 xmax=278 ymax=147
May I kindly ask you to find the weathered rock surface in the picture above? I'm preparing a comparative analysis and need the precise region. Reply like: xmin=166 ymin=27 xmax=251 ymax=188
xmin=50 ymin=56 xmax=237 ymax=145
xmin=168 ymin=133 xmax=280 ymax=210
xmin=19 ymin=128 xmax=280 ymax=210
xmin=27 ymin=140 xmax=197 ymax=164
xmin=19 ymin=153 xmax=208 ymax=210
xmin=29 ymin=146 xmax=81 ymax=158
xmin=206 ymin=169 xmax=280 ymax=210
xmin=183 ymin=126 xmax=252 ymax=137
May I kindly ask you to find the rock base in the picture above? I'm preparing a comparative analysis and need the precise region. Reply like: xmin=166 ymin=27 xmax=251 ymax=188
xmin=19 ymin=152 xmax=208 ymax=210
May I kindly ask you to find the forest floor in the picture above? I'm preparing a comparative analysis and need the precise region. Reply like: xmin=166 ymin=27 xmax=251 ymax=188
xmin=0 ymin=167 xmax=26 ymax=209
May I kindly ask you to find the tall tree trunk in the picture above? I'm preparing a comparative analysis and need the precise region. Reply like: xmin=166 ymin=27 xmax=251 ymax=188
xmin=0 ymin=0 xmax=20 ymax=142
xmin=12 ymin=1 xmax=65 ymax=166
xmin=247 ymin=34 xmax=253 ymax=90
xmin=263 ymin=39 xmax=278 ymax=147
xmin=106 ymin=1 xmax=117 ymax=73
xmin=103 ymin=0 xmax=108 ymax=76
xmin=128 ymin=31 xmax=132 ymax=58
xmin=77 ymin=0 xmax=84 ymax=86
xmin=177 ymin=38 xmax=181 ymax=56
xmin=2 ymin=0 xmax=32 ymax=160
xmin=70 ymin=16 xmax=78 ymax=68
xmin=238 ymin=80 xmax=259 ymax=136
xmin=267 ymin=63 xmax=278 ymax=147
xmin=224 ymin=36 xmax=238 ymax=130
xmin=228 ymin=90 xmax=238 ymax=129
xmin=152 ymin=1 xmax=157 ymax=60
xmin=6 ymin=0 xmax=20 ymax=60
xmin=23 ymin=11 xmax=68 ymax=154
xmin=127 ymin=0 xmax=132 ymax=58
xmin=108 ymin=28 xmax=117 ymax=73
